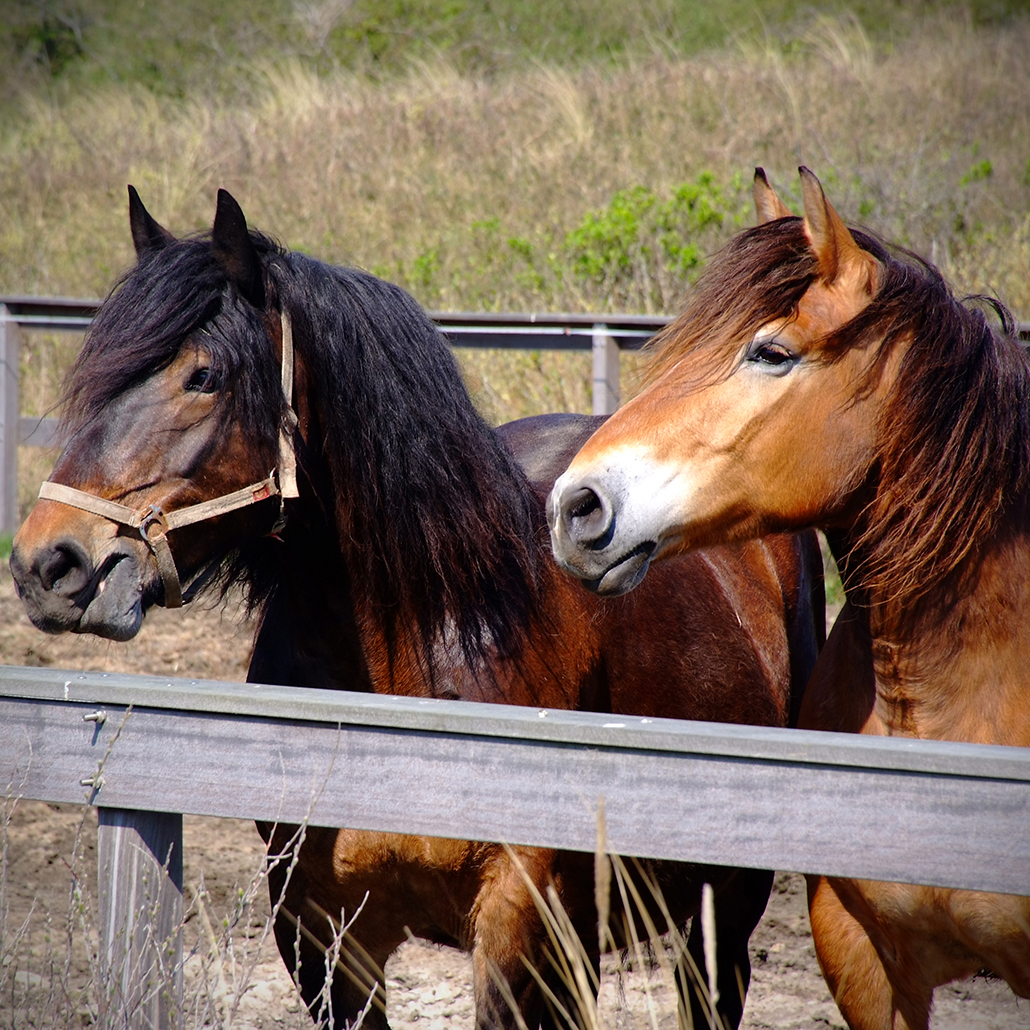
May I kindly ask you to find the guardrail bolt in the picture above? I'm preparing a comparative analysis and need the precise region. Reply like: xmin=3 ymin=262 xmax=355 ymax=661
xmin=80 ymin=775 xmax=103 ymax=789
xmin=82 ymin=710 xmax=107 ymax=725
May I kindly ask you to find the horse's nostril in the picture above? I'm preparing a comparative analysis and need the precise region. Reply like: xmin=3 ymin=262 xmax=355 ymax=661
xmin=568 ymin=488 xmax=601 ymax=522
xmin=561 ymin=485 xmax=613 ymax=547
xmin=38 ymin=543 xmax=91 ymax=596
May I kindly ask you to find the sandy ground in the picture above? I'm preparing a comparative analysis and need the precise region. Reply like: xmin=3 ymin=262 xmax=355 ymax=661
xmin=1 ymin=564 xmax=1026 ymax=1029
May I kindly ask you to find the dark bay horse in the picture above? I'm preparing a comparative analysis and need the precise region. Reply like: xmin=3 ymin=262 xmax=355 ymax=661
xmin=10 ymin=188 xmax=824 ymax=1029
xmin=548 ymin=166 xmax=1030 ymax=1029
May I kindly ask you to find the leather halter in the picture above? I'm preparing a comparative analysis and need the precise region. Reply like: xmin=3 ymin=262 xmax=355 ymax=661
xmin=37 ymin=310 xmax=301 ymax=609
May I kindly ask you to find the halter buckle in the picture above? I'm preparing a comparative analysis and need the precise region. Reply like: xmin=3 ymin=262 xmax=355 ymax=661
xmin=269 ymin=469 xmax=288 ymax=538
xmin=139 ymin=504 xmax=170 ymax=541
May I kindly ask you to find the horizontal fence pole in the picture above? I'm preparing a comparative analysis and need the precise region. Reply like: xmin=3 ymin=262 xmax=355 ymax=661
xmin=0 ymin=298 xmax=673 ymax=350
xmin=1 ymin=664 xmax=1028 ymax=896
xmin=8 ymin=298 xmax=1030 ymax=340
xmin=18 ymin=415 xmax=60 ymax=448
xmin=0 ymin=301 xmax=674 ymax=517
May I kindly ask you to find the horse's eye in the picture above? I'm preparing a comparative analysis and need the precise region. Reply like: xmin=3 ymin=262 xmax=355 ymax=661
xmin=747 ymin=339 xmax=797 ymax=374
xmin=185 ymin=367 xmax=219 ymax=393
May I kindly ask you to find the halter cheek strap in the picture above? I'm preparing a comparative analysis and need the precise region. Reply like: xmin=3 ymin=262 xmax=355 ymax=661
xmin=37 ymin=309 xmax=301 ymax=609
xmin=277 ymin=308 xmax=299 ymax=501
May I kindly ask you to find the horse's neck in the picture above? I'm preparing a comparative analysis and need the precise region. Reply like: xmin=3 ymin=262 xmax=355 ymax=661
xmin=353 ymin=552 xmax=597 ymax=706
xmin=247 ymin=510 xmax=373 ymax=692
xmin=814 ymin=522 xmax=1030 ymax=746
xmin=249 ymin=489 xmax=598 ymax=706
xmin=418 ymin=562 xmax=600 ymax=708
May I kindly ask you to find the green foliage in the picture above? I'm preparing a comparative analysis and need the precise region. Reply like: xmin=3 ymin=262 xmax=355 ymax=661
xmin=6 ymin=0 xmax=1030 ymax=106
xmin=566 ymin=185 xmax=658 ymax=283
xmin=394 ymin=218 xmax=560 ymax=313
xmin=660 ymin=175 xmax=732 ymax=273
xmin=564 ymin=173 xmax=740 ymax=310
xmin=410 ymin=248 xmax=441 ymax=292
xmin=0 ymin=0 xmax=288 ymax=102
xmin=961 ymin=159 xmax=994 ymax=185
xmin=0 ymin=533 xmax=11 ymax=560
xmin=9 ymin=6 xmax=85 ymax=78
xmin=390 ymin=173 xmax=745 ymax=315
xmin=818 ymin=533 xmax=847 ymax=627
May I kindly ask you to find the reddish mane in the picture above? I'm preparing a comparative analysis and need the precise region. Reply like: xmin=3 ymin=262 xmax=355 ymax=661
xmin=646 ymin=216 xmax=1029 ymax=617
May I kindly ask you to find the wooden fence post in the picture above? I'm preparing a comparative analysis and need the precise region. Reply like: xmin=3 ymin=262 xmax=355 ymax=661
xmin=592 ymin=324 xmax=620 ymax=415
xmin=0 ymin=304 xmax=21 ymax=535
xmin=98 ymin=809 xmax=183 ymax=1030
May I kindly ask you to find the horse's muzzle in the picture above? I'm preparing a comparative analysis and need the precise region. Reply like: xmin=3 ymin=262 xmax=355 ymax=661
xmin=10 ymin=537 xmax=146 ymax=641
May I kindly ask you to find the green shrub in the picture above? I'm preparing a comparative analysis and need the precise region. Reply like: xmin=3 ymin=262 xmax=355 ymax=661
xmin=564 ymin=173 xmax=743 ymax=311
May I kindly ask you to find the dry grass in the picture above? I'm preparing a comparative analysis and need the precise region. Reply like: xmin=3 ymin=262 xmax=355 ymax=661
xmin=0 ymin=792 xmax=726 ymax=1030
xmin=0 ymin=793 xmax=373 ymax=1030
xmin=1 ymin=9 xmax=1028 ymax=430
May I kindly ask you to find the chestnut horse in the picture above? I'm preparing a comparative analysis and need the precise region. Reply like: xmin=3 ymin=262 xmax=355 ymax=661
xmin=548 ymin=166 xmax=1030 ymax=1029
xmin=11 ymin=189 xmax=824 ymax=1029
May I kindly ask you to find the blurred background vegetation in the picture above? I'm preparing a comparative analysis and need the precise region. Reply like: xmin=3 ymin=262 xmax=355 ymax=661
xmin=2 ymin=0 xmax=1029 ymax=445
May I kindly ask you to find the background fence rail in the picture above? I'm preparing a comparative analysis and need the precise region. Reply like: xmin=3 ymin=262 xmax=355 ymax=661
xmin=0 ymin=297 xmax=673 ymax=534
xmin=7 ymin=295 xmax=1027 ymax=537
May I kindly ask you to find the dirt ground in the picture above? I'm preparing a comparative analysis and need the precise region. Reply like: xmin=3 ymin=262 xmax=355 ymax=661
xmin=1 ymin=563 xmax=1026 ymax=1029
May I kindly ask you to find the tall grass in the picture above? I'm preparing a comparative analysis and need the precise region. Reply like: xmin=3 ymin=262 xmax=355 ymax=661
xmin=2 ymin=10 xmax=1028 ymax=435
xmin=7 ymin=0 xmax=1020 ymax=103
xmin=497 ymin=825 xmax=735 ymax=1030
xmin=1 ymin=792 xmax=743 ymax=1030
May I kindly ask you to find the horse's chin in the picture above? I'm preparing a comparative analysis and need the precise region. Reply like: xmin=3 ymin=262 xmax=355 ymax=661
xmin=13 ymin=547 xmax=148 ymax=642
xmin=77 ymin=551 xmax=149 ymax=640
xmin=577 ymin=542 xmax=656 ymax=597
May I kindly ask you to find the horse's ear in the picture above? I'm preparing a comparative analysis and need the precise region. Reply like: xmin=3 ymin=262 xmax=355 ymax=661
xmin=211 ymin=188 xmax=265 ymax=309
xmin=128 ymin=186 xmax=175 ymax=255
xmin=799 ymin=166 xmax=878 ymax=293
xmin=753 ymin=168 xmax=794 ymax=224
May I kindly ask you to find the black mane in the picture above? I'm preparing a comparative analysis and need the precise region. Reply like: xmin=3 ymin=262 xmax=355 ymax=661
xmin=64 ymin=233 xmax=544 ymax=674
xmin=65 ymin=231 xmax=286 ymax=436
xmin=270 ymin=252 xmax=545 ymax=670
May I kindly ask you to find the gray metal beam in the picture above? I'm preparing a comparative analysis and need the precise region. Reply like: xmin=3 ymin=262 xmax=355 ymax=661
xmin=1 ymin=665 xmax=1027 ymax=895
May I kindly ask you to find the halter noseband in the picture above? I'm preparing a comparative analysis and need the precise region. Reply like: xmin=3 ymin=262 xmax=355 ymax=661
xmin=37 ymin=310 xmax=301 ymax=609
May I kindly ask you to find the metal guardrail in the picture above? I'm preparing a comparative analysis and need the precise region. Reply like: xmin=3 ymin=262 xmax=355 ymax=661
xmin=2 ymin=663 xmax=1028 ymax=1028
xmin=0 ymin=298 xmax=676 ymax=534
xmin=3 ymin=663 xmax=1028 ymax=892
xmin=3 ymin=296 xmax=1029 ymax=536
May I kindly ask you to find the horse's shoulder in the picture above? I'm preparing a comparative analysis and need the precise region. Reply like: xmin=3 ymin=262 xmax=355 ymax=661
xmin=495 ymin=413 xmax=607 ymax=490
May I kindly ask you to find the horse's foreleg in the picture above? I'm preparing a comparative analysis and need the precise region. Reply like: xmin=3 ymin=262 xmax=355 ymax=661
xmin=807 ymin=874 xmax=932 ymax=1030
xmin=470 ymin=867 xmax=546 ymax=1030
xmin=266 ymin=828 xmax=393 ymax=1029
xmin=680 ymin=867 xmax=773 ymax=1030
xmin=471 ymin=928 xmax=599 ymax=1030
xmin=471 ymin=847 xmax=599 ymax=1030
